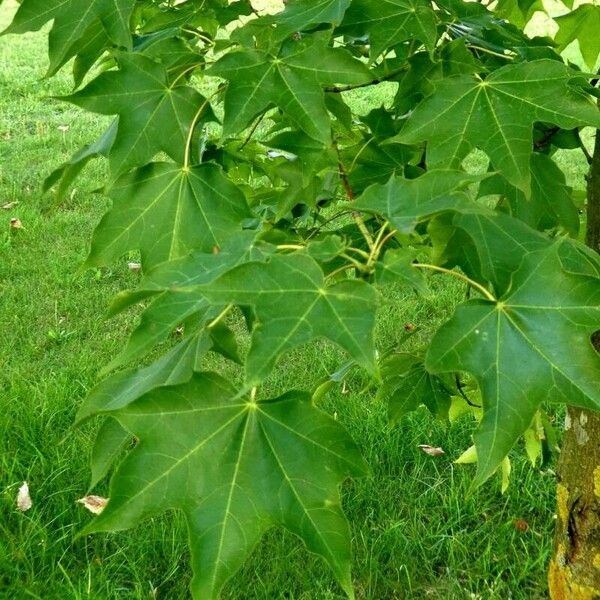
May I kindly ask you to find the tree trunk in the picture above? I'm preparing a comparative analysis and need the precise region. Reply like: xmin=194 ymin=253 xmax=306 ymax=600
xmin=548 ymin=128 xmax=600 ymax=599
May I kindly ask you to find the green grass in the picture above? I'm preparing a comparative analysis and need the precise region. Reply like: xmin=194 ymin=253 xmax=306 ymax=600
xmin=0 ymin=2 xmax=589 ymax=598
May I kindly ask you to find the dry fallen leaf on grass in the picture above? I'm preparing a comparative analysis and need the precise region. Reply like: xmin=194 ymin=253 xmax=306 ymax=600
xmin=418 ymin=444 xmax=445 ymax=457
xmin=77 ymin=495 xmax=108 ymax=515
xmin=514 ymin=518 xmax=529 ymax=532
xmin=10 ymin=218 xmax=23 ymax=229
xmin=127 ymin=261 xmax=142 ymax=273
xmin=16 ymin=482 xmax=32 ymax=512
xmin=2 ymin=201 xmax=18 ymax=210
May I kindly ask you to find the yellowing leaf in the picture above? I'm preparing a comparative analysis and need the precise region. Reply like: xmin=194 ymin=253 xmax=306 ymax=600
xmin=455 ymin=445 xmax=478 ymax=465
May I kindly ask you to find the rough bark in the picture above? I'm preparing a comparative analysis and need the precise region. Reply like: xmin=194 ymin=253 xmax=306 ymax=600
xmin=549 ymin=128 xmax=600 ymax=599
xmin=587 ymin=127 xmax=600 ymax=254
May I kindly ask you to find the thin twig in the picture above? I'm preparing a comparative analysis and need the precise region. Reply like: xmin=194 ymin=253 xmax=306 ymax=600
xmin=324 ymin=66 xmax=408 ymax=93
xmin=576 ymin=129 xmax=593 ymax=165
xmin=455 ymin=375 xmax=481 ymax=408
xmin=334 ymin=142 xmax=376 ymax=250
xmin=239 ymin=111 xmax=268 ymax=150
xmin=413 ymin=263 xmax=496 ymax=302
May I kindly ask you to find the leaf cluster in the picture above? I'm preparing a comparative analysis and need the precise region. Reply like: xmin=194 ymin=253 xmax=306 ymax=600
xmin=4 ymin=0 xmax=600 ymax=597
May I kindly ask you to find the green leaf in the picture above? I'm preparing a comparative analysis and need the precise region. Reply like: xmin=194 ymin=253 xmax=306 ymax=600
xmin=426 ymin=242 xmax=600 ymax=484
xmin=210 ymin=36 xmax=372 ymax=144
xmin=479 ymin=153 xmax=579 ymax=236
xmin=340 ymin=0 xmax=438 ymax=59
xmin=343 ymin=139 xmax=417 ymax=194
xmin=493 ymin=0 xmax=544 ymax=29
xmin=429 ymin=209 xmax=549 ymax=295
xmin=266 ymin=161 xmax=331 ymax=219
xmin=195 ymin=254 xmax=378 ymax=383
xmin=267 ymin=0 xmax=352 ymax=39
xmin=44 ymin=119 xmax=117 ymax=202
xmin=353 ymin=169 xmax=480 ymax=233
xmin=105 ymin=233 xmax=266 ymax=369
xmin=396 ymin=60 xmax=600 ymax=193
xmin=78 ymin=331 xmax=214 ymax=422
xmin=4 ymin=0 xmax=135 ymax=74
xmin=375 ymin=248 xmax=429 ymax=294
xmin=555 ymin=5 xmax=600 ymax=70
xmin=379 ymin=353 xmax=452 ymax=422
xmin=307 ymin=236 xmax=348 ymax=263
xmin=90 ymin=417 xmax=131 ymax=488
xmin=64 ymin=54 xmax=214 ymax=176
xmin=86 ymin=373 xmax=368 ymax=600
xmin=268 ymin=130 xmax=337 ymax=175
xmin=87 ymin=162 xmax=252 ymax=269
xmin=393 ymin=40 xmax=482 ymax=114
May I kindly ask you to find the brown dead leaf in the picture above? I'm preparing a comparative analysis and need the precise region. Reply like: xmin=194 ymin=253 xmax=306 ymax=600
xmin=10 ymin=218 xmax=23 ymax=230
xmin=514 ymin=518 xmax=529 ymax=533
xmin=418 ymin=444 xmax=445 ymax=457
xmin=16 ymin=482 xmax=32 ymax=512
xmin=77 ymin=495 xmax=109 ymax=515
xmin=2 ymin=201 xmax=18 ymax=210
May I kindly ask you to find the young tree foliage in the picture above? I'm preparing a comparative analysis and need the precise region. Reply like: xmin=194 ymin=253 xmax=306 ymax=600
xmin=4 ymin=0 xmax=600 ymax=597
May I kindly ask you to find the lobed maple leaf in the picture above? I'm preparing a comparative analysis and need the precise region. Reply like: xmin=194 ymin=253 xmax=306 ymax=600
xmin=426 ymin=243 xmax=600 ymax=484
xmin=210 ymin=36 xmax=372 ymax=144
xmin=340 ymin=0 xmax=439 ymax=59
xmin=3 ymin=0 xmax=134 ymax=74
xmin=396 ymin=60 xmax=600 ymax=194
xmin=85 ymin=373 xmax=368 ymax=600
xmin=64 ymin=54 xmax=214 ymax=176
xmin=86 ymin=163 xmax=252 ymax=269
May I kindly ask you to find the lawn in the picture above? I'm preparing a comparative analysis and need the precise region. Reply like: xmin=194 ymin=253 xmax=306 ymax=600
xmin=0 ymin=1 xmax=592 ymax=598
